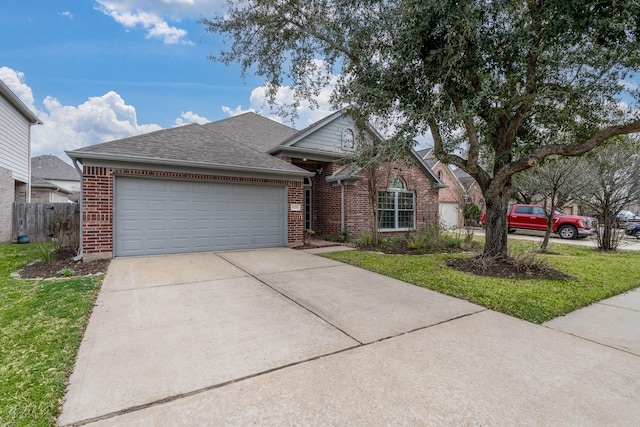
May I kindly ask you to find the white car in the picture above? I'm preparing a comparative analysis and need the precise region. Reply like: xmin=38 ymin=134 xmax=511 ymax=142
xmin=616 ymin=210 xmax=640 ymax=228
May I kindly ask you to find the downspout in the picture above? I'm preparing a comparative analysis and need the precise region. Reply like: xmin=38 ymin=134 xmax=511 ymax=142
xmin=72 ymin=159 xmax=83 ymax=261
xmin=339 ymin=179 xmax=345 ymax=231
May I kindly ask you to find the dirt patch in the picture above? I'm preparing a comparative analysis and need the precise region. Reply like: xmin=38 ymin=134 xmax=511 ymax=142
xmin=446 ymin=256 xmax=570 ymax=280
xmin=16 ymin=249 xmax=111 ymax=280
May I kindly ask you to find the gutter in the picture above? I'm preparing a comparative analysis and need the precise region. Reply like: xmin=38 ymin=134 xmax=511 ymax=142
xmin=71 ymin=159 xmax=83 ymax=261
xmin=65 ymin=151 xmax=314 ymax=179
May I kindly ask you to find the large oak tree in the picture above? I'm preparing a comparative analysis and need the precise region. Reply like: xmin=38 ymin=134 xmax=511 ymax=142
xmin=202 ymin=0 xmax=640 ymax=258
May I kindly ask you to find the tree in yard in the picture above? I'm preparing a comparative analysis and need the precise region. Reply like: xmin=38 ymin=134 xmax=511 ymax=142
xmin=202 ymin=0 xmax=640 ymax=260
xmin=349 ymin=117 xmax=415 ymax=246
xmin=511 ymin=156 xmax=588 ymax=251
xmin=573 ymin=138 xmax=640 ymax=250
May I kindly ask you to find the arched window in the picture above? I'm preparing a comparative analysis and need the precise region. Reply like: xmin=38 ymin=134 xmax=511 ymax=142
xmin=388 ymin=176 xmax=406 ymax=190
xmin=378 ymin=176 xmax=415 ymax=230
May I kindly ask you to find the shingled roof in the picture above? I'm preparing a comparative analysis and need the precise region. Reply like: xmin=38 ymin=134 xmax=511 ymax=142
xmin=202 ymin=112 xmax=296 ymax=153
xmin=66 ymin=123 xmax=310 ymax=177
xmin=32 ymin=155 xmax=80 ymax=181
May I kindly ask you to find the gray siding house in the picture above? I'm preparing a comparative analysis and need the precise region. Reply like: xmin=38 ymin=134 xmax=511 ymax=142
xmin=0 ymin=79 xmax=41 ymax=241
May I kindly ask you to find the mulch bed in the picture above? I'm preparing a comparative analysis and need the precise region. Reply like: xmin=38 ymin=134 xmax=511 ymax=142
xmin=446 ymin=256 xmax=571 ymax=280
xmin=16 ymin=248 xmax=111 ymax=280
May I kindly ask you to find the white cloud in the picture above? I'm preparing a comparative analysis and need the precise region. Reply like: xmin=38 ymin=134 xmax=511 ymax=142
xmin=174 ymin=110 xmax=209 ymax=126
xmin=0 ymin=66 xmax=36 ymax=111
xmin=95 ymin=0 xmax=192 ymax=44
xmin=1 ymin=67 xmax=163 ymax=163
xmin=225 ymin=64 xmax=339 ymax=129
xmin=60 ymin=11 xmax=74 ymax=19
xmin=221 ymin=105 xmax=254 ymax=116
xmin=94 ymin=0 xmax=224 ymax=45
xmin=224 ymin=63 xmax=435 ymax=149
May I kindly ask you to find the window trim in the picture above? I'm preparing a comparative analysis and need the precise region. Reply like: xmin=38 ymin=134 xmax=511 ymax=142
xmin=377 ymin=177 xmax=416 ymax=231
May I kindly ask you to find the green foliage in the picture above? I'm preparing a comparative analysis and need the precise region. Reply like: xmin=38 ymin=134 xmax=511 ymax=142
xmin=57 ymin=268 xmax=75 ymax=277
xmin=203 ymin=0 xmax=640 ymax=259
xmin=35 ymin=243 xmax=55 ymax=264
xmin=463 ymin=203 xmax=481 ymax=226
xmin=358 ymin=234 xmax=374 ymax=247
xmin=340 ymin=228 xmax=350 ymax=243
xmin=323 ymin=241 xmax=640 ymax=324
xmin=0 ymin=243 xmax=101 ymax=426
xmin=404 ymin=225 xmax=479 ymax=253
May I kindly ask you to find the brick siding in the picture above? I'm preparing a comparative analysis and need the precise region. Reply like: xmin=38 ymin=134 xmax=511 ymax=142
xmin=81 ymin=167 xmax=304 ymax=257
xmin=293 ymin=160 xmax=440 ymax=239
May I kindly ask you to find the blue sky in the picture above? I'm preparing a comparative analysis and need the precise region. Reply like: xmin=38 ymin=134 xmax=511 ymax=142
xmin=1 ymin=0 xmax=342 ymax=162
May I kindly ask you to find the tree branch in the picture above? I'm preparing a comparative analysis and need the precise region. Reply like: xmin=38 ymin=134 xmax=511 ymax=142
xmin=501 ymin=119 xmax=640 ymax=178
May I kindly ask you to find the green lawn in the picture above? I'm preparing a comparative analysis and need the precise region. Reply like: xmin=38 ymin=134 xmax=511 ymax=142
xmin=0 ymin=243 xmax=102 ymax=427
xmin=323 ymin=240 xmax=640 ymax=324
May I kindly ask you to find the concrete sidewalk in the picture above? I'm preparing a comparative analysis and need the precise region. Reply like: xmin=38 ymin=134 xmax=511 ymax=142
xmin=58 ymin=248 xmax=640 ymax=426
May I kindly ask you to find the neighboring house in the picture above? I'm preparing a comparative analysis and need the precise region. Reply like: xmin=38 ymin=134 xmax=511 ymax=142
xmin=453 ymin=168 xmax=485 ymax=212
xmin=419 ymin=149 xmax=467 ymax=228
xmin=31 ymin=155 xmax=81 ymax=202
xmin=67 ymin=110 xmax=444 ymax=259
xmin=0 ymin=78 xmax=42 ymax=242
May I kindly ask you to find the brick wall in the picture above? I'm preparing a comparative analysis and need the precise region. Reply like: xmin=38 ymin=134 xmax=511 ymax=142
xmin=292 ymin=160 xmax=440 ymax=240
xmin=81 ymin=166 xmax=305 ymax=257
xmin=0 ymin=167 xmax=14 ymax=242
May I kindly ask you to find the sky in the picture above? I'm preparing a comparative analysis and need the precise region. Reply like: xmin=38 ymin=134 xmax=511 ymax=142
xmin=0 ymin=0 xmax=347 ymax=163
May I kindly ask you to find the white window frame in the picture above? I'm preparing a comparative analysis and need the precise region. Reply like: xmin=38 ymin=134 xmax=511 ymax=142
xmin=377 ymin=177 xmax=416 ymax=231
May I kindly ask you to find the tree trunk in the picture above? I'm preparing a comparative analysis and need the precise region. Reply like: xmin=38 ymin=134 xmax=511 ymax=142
xmin=483 ymin=191 xmax=510 ymax=259
xmin=541 ymin=220 xmax=552 ymax=252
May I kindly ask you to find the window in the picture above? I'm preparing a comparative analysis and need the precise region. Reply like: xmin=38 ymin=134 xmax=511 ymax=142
xmin=437 ymin=170 xmax=443 ymax=181
xmin=341 ymin=128 xmax=355 ymax=150
xmin=514 ymin=206 xmax=533 ymax=215
xmin=378 ymin=177 xmax=415 ymax=230
xmin=532 ymin=207 xmax=546 ymax=216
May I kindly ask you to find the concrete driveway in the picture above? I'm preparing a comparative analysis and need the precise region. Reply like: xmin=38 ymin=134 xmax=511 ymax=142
xmin=59 ymin=248 xmax=640 ymax=426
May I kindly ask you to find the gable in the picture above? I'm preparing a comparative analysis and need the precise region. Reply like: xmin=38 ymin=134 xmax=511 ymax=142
xmin=292 ymin=114 xmax=360 ymax=155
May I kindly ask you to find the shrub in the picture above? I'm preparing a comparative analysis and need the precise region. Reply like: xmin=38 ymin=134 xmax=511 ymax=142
xmin=463 ymin=202 xmax=481 ymax=226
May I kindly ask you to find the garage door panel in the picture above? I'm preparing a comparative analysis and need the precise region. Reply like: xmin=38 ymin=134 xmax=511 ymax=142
xmin=115 ymin=177 xmax=286 ymax=256
xmin=147 ymin=181 xmax=167 ymax=192
xmin=147 ymin=200 xmax=167 ymax=211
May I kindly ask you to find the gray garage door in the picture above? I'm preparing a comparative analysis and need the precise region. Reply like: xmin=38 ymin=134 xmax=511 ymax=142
xmin=114 ymin=177 xmax=286 ymax=256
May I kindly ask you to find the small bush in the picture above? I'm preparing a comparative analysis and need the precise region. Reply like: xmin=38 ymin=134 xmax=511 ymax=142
xmin=464 ymin=202 xmax=481 ymax=226
xmin=359 ymin=234 xmax=374 ymax=246
xmin=303 ymin=229 xmax=315 ymax=245
xmin=35 ymin=243 xmax=55 ymax=264
xmin=57 ymin=268 xmax=75 ymax=277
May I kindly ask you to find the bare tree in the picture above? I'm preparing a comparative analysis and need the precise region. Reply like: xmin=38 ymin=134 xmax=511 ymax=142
xmin=574 ymin=139 xmax=640 ymax=250
xmin=512 ymin=157 xmax=588 ymax=251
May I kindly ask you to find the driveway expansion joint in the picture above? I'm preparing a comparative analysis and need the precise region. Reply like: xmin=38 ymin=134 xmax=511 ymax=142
xmin=61 ymin=308 xmax=489 ymax=426
xmin=597 ymin=301 xmax=640 ymax=313
xmin=543 ymin=327 xmax=640 ymax=358
xmin=219 ymin=255 xmax=363 ymax=344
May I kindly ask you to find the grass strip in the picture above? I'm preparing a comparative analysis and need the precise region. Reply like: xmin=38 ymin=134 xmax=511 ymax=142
xmin=0 ymin=243 xmax=102 ymax=427
xmin=322 ymin=240 xmax=640 ymax=324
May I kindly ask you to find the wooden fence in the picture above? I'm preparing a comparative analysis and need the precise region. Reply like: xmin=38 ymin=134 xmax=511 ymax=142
xmin=12 ymin=202 xmax=80 ymax=246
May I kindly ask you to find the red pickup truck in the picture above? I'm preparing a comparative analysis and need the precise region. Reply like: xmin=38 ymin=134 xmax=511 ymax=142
xmin=481 ymin=204 xmax=597 ymax=239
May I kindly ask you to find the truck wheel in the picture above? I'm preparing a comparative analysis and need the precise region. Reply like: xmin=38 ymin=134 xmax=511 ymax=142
xmin=635 ymin=230 xmax=640 ymax=239
xmin=558 ymin=225 xmax=577 ymax=240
